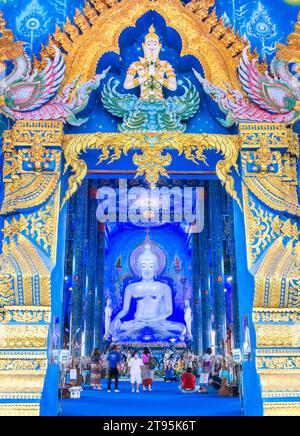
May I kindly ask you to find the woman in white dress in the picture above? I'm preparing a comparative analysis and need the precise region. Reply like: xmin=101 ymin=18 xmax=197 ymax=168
xmin=129 ymin=351 xmax=143 ymax=393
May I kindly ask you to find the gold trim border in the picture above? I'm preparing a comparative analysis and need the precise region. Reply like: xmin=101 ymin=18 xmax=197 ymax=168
xmin=264 ymin=402 xmax=300 ymax=416
xmin=0 ymin=403 xmax=40 ymax=416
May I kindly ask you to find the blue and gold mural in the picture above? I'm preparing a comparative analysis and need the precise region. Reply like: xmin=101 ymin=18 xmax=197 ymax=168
xmin=0 ymin=0 xmax=299 ymax=59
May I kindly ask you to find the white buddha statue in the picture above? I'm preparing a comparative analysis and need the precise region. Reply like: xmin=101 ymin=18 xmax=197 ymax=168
xmin=110 ymin=240 xmax=186 ymax=340
xmin=104 ymin=298 xmax=113 ymax=340
xmin=184 ymin=299 xmax=193 ymax=339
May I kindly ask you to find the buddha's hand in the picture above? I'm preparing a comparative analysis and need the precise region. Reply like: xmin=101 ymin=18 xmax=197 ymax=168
xmin=148 ymin=64 xmax=156 ymax=77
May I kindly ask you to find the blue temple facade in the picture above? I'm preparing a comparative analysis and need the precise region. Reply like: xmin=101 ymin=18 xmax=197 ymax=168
xmin=0 ymin=0 xmax=299 ymax=417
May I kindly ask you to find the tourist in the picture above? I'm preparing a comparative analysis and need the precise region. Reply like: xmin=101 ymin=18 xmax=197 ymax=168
xmin=208 ymin=374 xmax=232 ymax=397
xmin=141 ymin=347 xmax=153 ymax=391
xmin=179 ymin=367 xmax=199 ymax=393
xmin=90 ymin=348 xmax=102 ymax=390
xmin=129 ymin=351 xmax=143 ymax=393
xmin=203 ymin=348 xmax=214 ymax=374
xmin=220 ymin=359 xmax=233 ymax=383
xmin=164 ymin=364 xmax=177 ymax=382
xmin=107 ymin=345 xmax=121 ymax=393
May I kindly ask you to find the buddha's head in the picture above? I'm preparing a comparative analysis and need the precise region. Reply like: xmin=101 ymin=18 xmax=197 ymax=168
xmin=137 ymin=243 xmax=158 ymax=281
xmin=143 ymin=25 xmax=161 ymax=60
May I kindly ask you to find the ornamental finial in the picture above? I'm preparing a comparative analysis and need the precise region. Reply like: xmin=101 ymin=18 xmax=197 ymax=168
xmin=145 ymin=24 xmax=160 ymax=42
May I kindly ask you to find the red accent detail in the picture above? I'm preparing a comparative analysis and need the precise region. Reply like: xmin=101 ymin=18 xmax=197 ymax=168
xmin=89 ymin=188 xmax=98 ymax=198
xmin=98 ymin=222 xmax=105 ymax=232
xmin=181 ymin=373 xmax=196 ymax=390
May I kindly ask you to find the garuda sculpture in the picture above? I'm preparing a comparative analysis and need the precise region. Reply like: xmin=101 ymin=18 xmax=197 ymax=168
xmin=102 ymin=25 xmax=200 ymax=132
xmin=193 ymin=47 xmax=300 ymax=127
xmin=0 ymin=17 xmax=109 ymax=126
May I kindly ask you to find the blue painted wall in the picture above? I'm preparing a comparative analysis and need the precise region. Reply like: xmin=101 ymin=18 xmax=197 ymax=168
xmin=232 ymin=177 xmax=263 ymax=416
xmin=1 ymin=0 xmax=298 ymax=62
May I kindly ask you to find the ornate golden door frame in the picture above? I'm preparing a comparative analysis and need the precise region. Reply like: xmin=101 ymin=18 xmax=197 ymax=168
xmin=0 ymin=119 xmax=299 ymax=416
xmin=61 ymin=132 xmax=241 ymax=208
xmin=239 ymin=123 xmax=300 ymax=416
xmin=0 ymin=121 xmax=64 ymax=415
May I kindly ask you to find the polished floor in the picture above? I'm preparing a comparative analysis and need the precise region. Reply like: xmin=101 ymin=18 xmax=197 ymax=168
xmin=62 ymin=381 xmax=242 ymax=416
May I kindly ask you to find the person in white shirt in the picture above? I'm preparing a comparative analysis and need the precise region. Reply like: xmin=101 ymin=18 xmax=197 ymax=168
xmin=129 ymin=351 xmax=143 ymax=393
xmin=203 ymin=348 xmax=214 ymax=374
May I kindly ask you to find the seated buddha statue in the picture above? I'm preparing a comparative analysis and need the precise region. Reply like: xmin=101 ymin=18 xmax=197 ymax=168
xmin=110 ymin=240 xmax=186 ymax=340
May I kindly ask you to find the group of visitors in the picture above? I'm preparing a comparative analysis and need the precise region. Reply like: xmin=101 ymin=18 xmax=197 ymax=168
xmin=90 ymin=345 xmax=236 ymax=396
xmin=180 ymin=349 xmax=235 ymax=396
xmin=90 ymin=346 xmax=155 ymax=393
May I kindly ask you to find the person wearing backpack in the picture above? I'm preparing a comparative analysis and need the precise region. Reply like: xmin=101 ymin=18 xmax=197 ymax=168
xmin=142 ymin=347 xmax=155 ymax=391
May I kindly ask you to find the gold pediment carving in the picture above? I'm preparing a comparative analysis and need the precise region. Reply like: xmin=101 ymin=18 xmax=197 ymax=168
xmin=35 ymin=0 xmax=245 ymax=93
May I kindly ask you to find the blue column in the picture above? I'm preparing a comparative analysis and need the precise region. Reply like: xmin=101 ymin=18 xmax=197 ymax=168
xmin=61 ymin=193 xmax=76 ymax=340
xmin=94 ymin=218 xmax=105 ymax=350
xmin=70 ymin=179 xmax=88 ymax=356
xmin=209 ymin=181 xmax=226 ymax=355
xmin=200 ymin=182 xmax=211 ymax=352
xmin=84 ymin=180 xmax=98 ymax=356
xmin=192 ymin=231 xmax=202 ymax=355
xmin=227 ymin=194 xmax=241 ymax=348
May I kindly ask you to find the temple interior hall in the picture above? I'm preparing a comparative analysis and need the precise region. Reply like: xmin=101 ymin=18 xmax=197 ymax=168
xmin=59 ymin=178 xmax=243 ymax=416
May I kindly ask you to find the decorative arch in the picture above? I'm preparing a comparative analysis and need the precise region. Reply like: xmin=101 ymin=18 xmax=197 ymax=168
xmin=36 ymin=0 xmax=246 ymax=93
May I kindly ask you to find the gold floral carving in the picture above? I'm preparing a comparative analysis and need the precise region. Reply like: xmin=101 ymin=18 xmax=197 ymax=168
xmin=254 ymin=238 xmax=300 ymax=309
xmin=11 ymin=121 xmax=63 ymax=147
xmin=253 ymin=308 xmax=300 ymax=324
xmin=0 ymin=235 xmax=51 ymax=306
xmin=0 ymin=374 xmax=45 ymax=393
xmin=259 ymin=372 xmax=300 ymax=397
xmin=255 ymin=324 xmax=300 ymax=348
xmin=242 ymin=174 xmax=300 ymax=217
xmin=242 ymin=186 xmax=299 ymax=271
xmin=0 ymin=255 xmax=15 ymax=307
xmin=2 ymin=188 xmax=61 ymax=264
xmin=62 ymin=132 xmax=241 ymax=208
xmin=0 ymin=354 xmax=47 ymax=372
xmin=239 ymin=123 xmax=291 ymax=149
xmin=264 ymin=402 xmax=300 ymax=417
xmin=1 ymin=306 xmax=51 ymax=323
xmin=0 ymin=325 xmax=49 ymax=349
xmin=240 ymin=124 xmax=300 ymax=216
xmin=0 ymin=404 xmax=40 ymax=417
xmin=1 ymin=121 xmax=63 ymax=215
xmin=256 ymin=356 xmax=300 ymax=371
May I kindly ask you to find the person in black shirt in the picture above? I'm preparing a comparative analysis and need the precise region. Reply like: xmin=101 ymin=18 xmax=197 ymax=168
xmin=107 ymin=345 xmax=121 ymax=392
